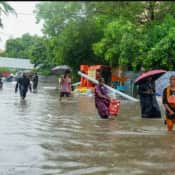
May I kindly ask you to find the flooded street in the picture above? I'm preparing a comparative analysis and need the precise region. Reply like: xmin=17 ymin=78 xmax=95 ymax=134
xmin=0 ymin=76 xmax=175 ymax=175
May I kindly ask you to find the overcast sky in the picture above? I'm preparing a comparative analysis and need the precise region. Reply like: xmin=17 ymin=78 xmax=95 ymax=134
xmin=0 ymin=1 xmax=43 ymax=50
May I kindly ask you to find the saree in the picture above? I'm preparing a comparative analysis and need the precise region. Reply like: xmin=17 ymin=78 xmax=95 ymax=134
xmin=94 ymin=84 xmax=110 ymax=119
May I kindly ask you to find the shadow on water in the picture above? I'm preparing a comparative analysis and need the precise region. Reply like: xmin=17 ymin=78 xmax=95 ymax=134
xmin=0 ymin=78 xmax=175 ymax=175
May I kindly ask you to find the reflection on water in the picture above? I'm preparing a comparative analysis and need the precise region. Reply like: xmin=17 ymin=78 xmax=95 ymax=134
xmin=0 ymin=76 xmax=175 ymax=175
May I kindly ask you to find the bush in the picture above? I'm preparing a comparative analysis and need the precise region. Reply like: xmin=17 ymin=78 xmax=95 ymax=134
xmin=37 ymin=68 xmax=51 ymax=75
xmin=0 ymin=67 xmax=16 ymax=74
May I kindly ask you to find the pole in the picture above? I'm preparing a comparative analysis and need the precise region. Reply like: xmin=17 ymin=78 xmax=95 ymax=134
xmin=78 ymin=71 xmax=139 ymax=102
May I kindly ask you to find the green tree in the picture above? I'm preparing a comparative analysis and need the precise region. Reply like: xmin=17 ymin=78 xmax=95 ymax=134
xmin=4 ymin=1 xmax=175 ymax=75
xmin=0 ymin=1 xmax=16 ymax=27
xmin=143 ymin=15 xmax=175 ymax=69
xmin=3 ymin=33 xmax=50 ymax=68
xmin=34 ymin=1 xmax=106 ymax=73
xmin=34 ymin=2 xmax=83 ymax=37
xmin=28 ymin=37 xmax=48 ymax=67
xmin=93 ymin=17 xmax=142 ymax=70
xmin=4 ymin=33 xmax=36 ymax=58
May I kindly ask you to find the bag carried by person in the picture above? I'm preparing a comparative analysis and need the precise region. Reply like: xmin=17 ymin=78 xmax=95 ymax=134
xmin=109 ymin=99 xmax=120 ymax=116
xmin=168 ymin=95 xmax=175 ymax=104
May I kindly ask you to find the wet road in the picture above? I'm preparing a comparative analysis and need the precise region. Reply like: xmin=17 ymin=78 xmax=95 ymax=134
xmin=0 ymin=76 xmax=175 ymax=175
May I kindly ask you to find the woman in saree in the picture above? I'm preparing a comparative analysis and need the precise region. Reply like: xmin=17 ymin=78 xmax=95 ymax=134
xmin=94 ymin=77 xmax=111 ymax=119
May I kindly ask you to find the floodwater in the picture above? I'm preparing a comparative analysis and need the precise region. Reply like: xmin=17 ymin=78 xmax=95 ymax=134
xmin=0 ymin=76 xmax=175 ymax=175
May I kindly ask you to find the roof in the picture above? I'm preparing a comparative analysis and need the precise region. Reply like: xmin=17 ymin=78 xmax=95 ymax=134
xmin=0 ymin=57 xmax=34 ymax=70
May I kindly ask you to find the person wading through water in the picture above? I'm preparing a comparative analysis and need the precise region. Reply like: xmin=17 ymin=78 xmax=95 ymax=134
xmin=138 ymin=77 xmax=161 ymax=118
xmin=15 ymin=73 xmax=32 ymax=100
xmin=94 ymin=77 xmax=114 ymax=119
xmin=163 ymin=75 xmax=175 ymax=131
xmin=0 ymin=77 xmax=3 ymax=89
xmin=59 ymin=71 xmax=72 ymax=101
xmin=32 ymin=72 xmax=38 ymax=92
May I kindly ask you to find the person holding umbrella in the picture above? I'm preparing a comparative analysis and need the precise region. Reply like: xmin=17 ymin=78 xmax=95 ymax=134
xmin=162 ymin=75 xmax=175 ymax=131
xmin=59 ymin=70 xmax=72 ymax=101
xmin=51 ymin=65 xmax=72 ymax=101
xmin=138 ymin=77 xmax=161 ymax=118
xmin=135 ymin=70 xmax=166 ymax=118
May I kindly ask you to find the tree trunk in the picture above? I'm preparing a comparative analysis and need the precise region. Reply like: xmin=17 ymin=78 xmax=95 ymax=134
xmin=147 ymin=1 xmax=156 ymax=21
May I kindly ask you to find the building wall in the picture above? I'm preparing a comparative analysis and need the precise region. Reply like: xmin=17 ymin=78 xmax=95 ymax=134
xmin=111 ymin=66 xmax=140 ymax=96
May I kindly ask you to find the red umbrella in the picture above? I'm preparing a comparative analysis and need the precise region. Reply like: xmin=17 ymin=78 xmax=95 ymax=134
xmin=135 ymin=69 xmax=167 ymax=84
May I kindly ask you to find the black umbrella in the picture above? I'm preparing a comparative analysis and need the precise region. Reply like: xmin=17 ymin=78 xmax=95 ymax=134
xmin=51 ymin=65 xmax=71 ymax=75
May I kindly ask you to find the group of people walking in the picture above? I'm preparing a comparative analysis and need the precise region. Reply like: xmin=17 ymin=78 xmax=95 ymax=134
xmin=137 ymin=75 xmax=175 ymax=131
xmin=15 ymin=72 xmax=38 ymax=99
xmin=94 ymin=73 xmax=175 ymax=132
xmin=5 ymin=68 xmax=175 ymax=132
xmin=14 ymin=70 xmax=72 ymax=101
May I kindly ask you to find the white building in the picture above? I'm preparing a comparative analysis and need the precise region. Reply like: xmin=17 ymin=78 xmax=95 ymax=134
xmin=0 ymin=57 xmax=34 ymax=70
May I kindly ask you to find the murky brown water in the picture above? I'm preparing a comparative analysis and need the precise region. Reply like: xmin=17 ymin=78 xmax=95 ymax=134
xmin=0 ymin=76 xmax=175 ymax=175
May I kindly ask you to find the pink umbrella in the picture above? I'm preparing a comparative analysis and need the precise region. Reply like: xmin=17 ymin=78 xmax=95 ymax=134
xmin=135 ymin=69 xmax=167 ymax=84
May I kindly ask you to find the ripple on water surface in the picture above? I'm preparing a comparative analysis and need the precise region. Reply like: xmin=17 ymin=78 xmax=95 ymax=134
xmin=0 ymin=80 xmax=175 ymax=175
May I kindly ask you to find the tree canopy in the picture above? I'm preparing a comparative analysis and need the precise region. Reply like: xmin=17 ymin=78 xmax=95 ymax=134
xmin=3 ymin=1 xmax=175 ymax=75
xmin=0 ymin=1 xmax=16 ymax=27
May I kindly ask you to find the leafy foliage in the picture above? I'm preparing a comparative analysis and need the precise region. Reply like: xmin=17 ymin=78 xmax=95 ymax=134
xmin=0 ymin=1 xmax=16 ymax=27
xmin=93 ymin=18 xmax=142 ymax=69
xmin=3 ymin=1 xmax=175 ymax=75
xmin=144 ymin=15 xmax=175 ymax=69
